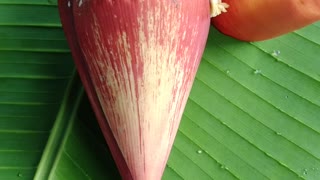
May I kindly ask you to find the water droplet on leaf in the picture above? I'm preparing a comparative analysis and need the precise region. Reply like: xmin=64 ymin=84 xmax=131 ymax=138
xmin=253 ymin=69 xmax=261 ymax=75
xmin=303 ymin=169 xmax=308 ymax=175
xmin=17 ymin=173 xmax=22 ymax=177
xmin=68 ymin=1 xmax=71 ymax=7
xmin=197 ymin=150 xmax=202 ymax=154
xmin=220 ymin=165 xmax=228 ymax=170
xmin=272 ymin=50 xmax=281 ymax=56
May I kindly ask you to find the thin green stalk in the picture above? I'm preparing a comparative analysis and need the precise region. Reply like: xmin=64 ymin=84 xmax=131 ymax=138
xmin=34 ymin=70 xmax=84 ymax=179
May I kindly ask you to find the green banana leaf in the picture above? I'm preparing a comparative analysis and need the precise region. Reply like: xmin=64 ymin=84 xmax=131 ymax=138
xmin=1 ymin=1 xmax=320 ymax=180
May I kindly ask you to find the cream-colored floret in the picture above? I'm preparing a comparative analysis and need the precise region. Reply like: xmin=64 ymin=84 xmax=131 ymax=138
xmin=210 ymin=0 xmax=229 ymax=17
